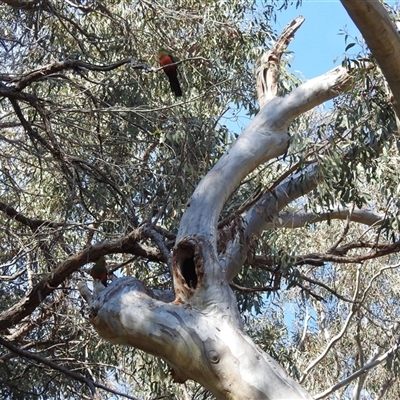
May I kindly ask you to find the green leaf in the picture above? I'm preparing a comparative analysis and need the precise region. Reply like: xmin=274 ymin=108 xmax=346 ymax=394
xmin=345 ymin=42 xmax=356 ymax=51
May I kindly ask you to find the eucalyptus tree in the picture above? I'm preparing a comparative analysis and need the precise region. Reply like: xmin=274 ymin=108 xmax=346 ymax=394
xmin=1 ymin=0 xmax=400 ymax=399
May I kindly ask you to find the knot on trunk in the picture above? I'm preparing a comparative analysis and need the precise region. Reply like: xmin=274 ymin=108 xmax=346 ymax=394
xmin=208 ymin=350 xmax=220 ymax=364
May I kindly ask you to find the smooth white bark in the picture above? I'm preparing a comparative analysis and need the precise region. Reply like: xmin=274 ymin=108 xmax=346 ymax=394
xmin=177 ymin=66 xmax=351 ymax=244
xmin=269 ymin=207 xmax=383 ymax=229
xmin=90 ymin=277 xmax=313 ymax=400
xmin=84 ymin=62 xmax=354 ymax=400
xmin=84 ymin=8 xmax=400 ymax=397
xmin=164 ymin=65 xmax=352 ymax=398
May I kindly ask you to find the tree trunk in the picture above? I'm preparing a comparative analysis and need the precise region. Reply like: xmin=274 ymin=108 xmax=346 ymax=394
xmin=88 ymin=3 xmax=400 ymax=394
xmin=88 ymin=64 xmax=352 ymax=399
xmin=91 ymin=277 xmax=312 ymax=399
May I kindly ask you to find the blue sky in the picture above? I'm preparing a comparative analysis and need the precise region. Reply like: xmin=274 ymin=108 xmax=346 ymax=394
xmin=225 ymin=1 xmax=391 ymax=130
xmin=274 ymin=1 xmax=361 ymax=79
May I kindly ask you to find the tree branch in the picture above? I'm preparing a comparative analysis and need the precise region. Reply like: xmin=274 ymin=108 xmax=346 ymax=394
xmin=222 ymin=142 xmax=389 ymax=280
xmin=0 ymin=336 xmax=139 ymax=399
xmin=341 ymin=0 xmax=400 ymax=118
xmin=264 ymin=207 xmax=384 ymax=230
xmin=300 ymin=266 xmax=362 ymax=383
xmin=314 ymin=342 xmax=399 ymax=399
xmin=296 ymin=240 xmax=400 ymax=265
xmin=142 ymin=223 xmax=173 ymax=275
xmin=12 ymin=59 xmax=148 ymax=91
xmin=0 ymin=227 xmax=165 ymax=331
xmin=223 ymin=163 xmax=321 ymax=280
xmin=0 ymin=200 xmax=65 ymax=230
xmin=256 ymin=16 xmax=305 ymax=107
xmin=0 ymin=0 xmax=43 ymax=10
xmin=251 ymin=260 xmax=357 ymax=304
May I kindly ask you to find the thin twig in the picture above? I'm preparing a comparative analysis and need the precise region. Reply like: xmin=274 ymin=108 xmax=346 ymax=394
xmin=314 ymin=342 xmax=399 ymax=399
xmin=142 ymin=223 xmax=173 ymax=275
xmin=300 ymin=266 xmax=362 ymax=383
xmin=0 ymin=336 xmax=139 ymax=399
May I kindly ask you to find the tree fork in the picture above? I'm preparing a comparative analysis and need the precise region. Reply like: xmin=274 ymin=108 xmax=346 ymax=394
xmin=90 ymin=276 xmax=313 ymax=399
xmin=87 ymin=17 xmax=353 ymax=400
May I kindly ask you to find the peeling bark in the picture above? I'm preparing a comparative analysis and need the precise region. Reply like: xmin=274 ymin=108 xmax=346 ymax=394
xmin=256 ymin=16 xmax=305 ymax=107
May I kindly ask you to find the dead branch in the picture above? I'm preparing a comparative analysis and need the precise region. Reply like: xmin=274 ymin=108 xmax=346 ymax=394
xmin=256 ymin=16 xmax=305 ymax=107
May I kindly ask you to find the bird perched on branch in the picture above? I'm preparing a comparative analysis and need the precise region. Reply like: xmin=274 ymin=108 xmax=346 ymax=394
xmin=90 ymin=256 xmax=108 ymax=287
xmin=158 ymin=48 xmax=182 ymax=97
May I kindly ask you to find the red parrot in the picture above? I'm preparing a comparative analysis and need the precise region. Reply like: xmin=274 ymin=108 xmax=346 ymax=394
xmin=90 ymin=256 xmax=107 ymax=287
xmin=158 ymin=48 xmax=182 ymax=97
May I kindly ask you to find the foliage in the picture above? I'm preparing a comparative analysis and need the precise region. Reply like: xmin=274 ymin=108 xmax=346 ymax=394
xmin=1 ymin=0 xmax=400 ymax=399
xmin=0 ymin=0 xmax=284 ymax=398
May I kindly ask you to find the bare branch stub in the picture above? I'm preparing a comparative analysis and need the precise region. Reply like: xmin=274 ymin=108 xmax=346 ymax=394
xmin=256 ymin=15 xmax=305 ymax=107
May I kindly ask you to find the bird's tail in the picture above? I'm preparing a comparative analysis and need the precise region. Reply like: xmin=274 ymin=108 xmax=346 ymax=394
xmin=168 ymin=75 xmax=182 ymax=97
